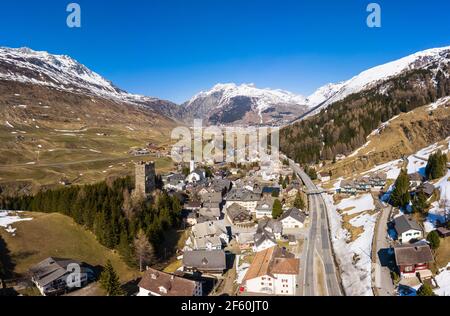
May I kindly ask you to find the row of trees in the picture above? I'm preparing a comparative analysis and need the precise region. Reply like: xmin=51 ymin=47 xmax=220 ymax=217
xmin=0 ymin=177 xmax=183 ymax=269
xmin=281 ymin=67 xmax=450 ymax=164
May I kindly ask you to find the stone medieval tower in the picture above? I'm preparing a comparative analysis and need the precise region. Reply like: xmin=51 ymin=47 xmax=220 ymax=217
xmin=135 ymin=161 xmax=156 ymax=196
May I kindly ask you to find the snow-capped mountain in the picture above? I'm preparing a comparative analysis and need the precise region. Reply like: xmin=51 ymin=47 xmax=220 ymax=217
xmin=0 ymin=47 xmax=179 ymax=117
xmin=181 ymin=83 xmax=310 ymax=126
xmin=302 ymin=46 xmax=450 ymax=118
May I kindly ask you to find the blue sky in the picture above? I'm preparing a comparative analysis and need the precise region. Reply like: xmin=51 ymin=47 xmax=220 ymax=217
xmin=0 ymin=0 xmax=449 ymax=103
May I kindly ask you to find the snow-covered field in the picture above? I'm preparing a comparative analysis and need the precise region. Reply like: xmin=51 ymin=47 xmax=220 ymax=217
xmin=324 ymin=193 xmax=377 ymax=296
xmin=0 ymin=211 xmax=33 ymax=234
xmin=363 ymin=159 xmax=403 ymax=180
xmin=424 ymin=169 xmax=450 ymax=232
xmin=435 ymin=264 xmax=450 ymax=296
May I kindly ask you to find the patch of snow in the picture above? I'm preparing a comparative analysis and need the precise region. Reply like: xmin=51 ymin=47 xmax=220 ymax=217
xmin=5 ymin=121 xmax=14 ymax=128
xmin=324 ymin=193 xmax=377 ymax=296
xmin=337 ymin=194 xmax=375 ymax=215
xmin=427 ymin=96 xmax=450 ymax=110
xmin=0 ymin=211 xmax=33 ymax=231
xmin=364 ymin=159 xmax=403 ymax=180
xmin=435 ymin=264 xmax=450 ymax=296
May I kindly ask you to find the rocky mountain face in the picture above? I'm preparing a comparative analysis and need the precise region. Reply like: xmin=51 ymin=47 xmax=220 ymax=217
xmin=179 ymin=83 xmax=310 ymax=126
xmin=0 ymin=47 xmax=181 ymax=119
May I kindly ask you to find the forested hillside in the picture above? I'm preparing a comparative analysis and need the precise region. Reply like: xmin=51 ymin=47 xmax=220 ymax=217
xmin=0 ymin=177 xmax=182 ymax=267
xmin=281 ymin=67 xmax=450 ymax=164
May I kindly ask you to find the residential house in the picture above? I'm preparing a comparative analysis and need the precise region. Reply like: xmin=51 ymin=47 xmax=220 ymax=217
xmin=262 ymin=186 xmax=281 ymax=197
xmin=355 ymin=177 xmax=371 ymax=192
xmin=198 ymin=207 xmax=221 ymax=221
xmin=235 ymin=229 xmax=257 ymax=250
xmin=284 ymin=185 xmax=300 ymax=199
xmin=253 ymin=219 xmax=281 ymax=253
xmin=255 ymin=196 xmax=275 ymax=219
xmin=369 ymin=172 xmax=387 ymax=188
xmin=257 ymin=218 xmax=283 ymax=240
xmin=318 ymin=172 xmax=331 ymax=182
xmin=186 ymin=168 xmax=206 ymax=184
xmin=393 ymin=215 xmax=423 ymax=244
xmin=417 ymin=182 xmax=435 ymax=198
xmin=338 ymin=180 xmax=357 ymax=195
xmin=437 ymin=227 xmax=450 ymax=238
xmin=186 ymin=212 xmax=199 ymax=226
xmin=137 ymin=268 xmax=202 ymax=296
xmin=182 ymin=250 xmax=227 ymax=275
xmin=242 ymin=246 xmax=299 ymax=296
xmin=394 ymin=242 xmax=434 ymax=278
xmin=225 ymin=188 xmax=261 ymax=213
xmin=190 ymin=220 xmax=230 ymax=250
xmin=30 ymin=257 xmax=94 ymax=296
xmin=226 ymin=203 xmax=254 ymax=227
xmin=184 ymin=201 xmax=202 ymax=212
xmin=201 ymin=191 xmax=223 ymax=207
xmin=279 ymin=208 xmax=306 ymax=231
xmin=408 ymin=173 xmax=425 ymax=189
xmin=165 ymin=173 xmax=186 ymax=191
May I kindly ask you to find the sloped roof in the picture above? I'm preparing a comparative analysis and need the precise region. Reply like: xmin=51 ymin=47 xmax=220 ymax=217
xmin=138 ymin=268 xmax=197 ymax=296
xmin=279 ymin=208 xmax=306 ymax=224
xmin=29 ymin=257 xmax=84 ymax=288
xmin=243 ymin=246 xmax=299 ymax=282
xmin=394 ymin=215 xmax=422 ymax=234
xmin=182 ymin=250 xmax=226 ymax=270
xmin=394 ymin=242 xmax=433 ymax=266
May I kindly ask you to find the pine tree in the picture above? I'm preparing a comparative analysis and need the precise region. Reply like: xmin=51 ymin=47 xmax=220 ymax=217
xmin=272 ymin=199 xmax=283 ymax=219
xmin=99 ymin=260 xmax=124 ymax=296
xmin=412 ymin=192 xmax=429 ymax=214
xmin=294 ymin=193 xmax=306 ymax=210
xmin=426 ymin=150 xmax=448 ymax=180
xmin=417 ymin=284 xmax=436 ymax=296
xmin=390 ymin=169 xmax=410 ymax=209
xmin=427 ymin=231 xmax=441 ymax=250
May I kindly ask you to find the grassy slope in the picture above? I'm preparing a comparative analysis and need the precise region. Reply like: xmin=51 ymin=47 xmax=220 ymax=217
xmin=0 ymin=212 xmax=140 ymax=282
xmin=0 ymin=82 xmax=179 ymax=188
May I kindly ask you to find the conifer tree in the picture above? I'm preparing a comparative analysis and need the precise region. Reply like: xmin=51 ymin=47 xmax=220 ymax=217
xmin=272 ymin=199 xmax=283 ymax=219
xmin=390 ymin=169 xmax=410 ymax=208
xmin=99 ymin=260 xmax=124 ymax=296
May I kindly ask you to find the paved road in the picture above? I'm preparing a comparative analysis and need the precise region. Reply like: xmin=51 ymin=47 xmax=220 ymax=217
xmin=289 ymin=160 xmax=343 ymax=296
xmin=372 ymin=198 xmax=396 ymax=296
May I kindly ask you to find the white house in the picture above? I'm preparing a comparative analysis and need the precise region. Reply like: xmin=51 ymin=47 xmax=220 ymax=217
xmin=243 ymin=246 xmax=299 ymax=296
xmin=29 ymin=258 xmax=94 ymax=296
xmin=225 ymin=188 xmax=261 ymax=213
xmin=318 ymin=172 xmax=331 ymax=182
xmin=255 ymin=196 xmax=275 ymax=219
xmin=186 ymin=169 xmax=206 ymax=184
xmin=393 ymin=215 xmax=423 ymax=244
xmin=253 ymin=229 xmax=278 ymax=253
xmin=138 ymin=268 xmax=202 ymax=296
xmin=279 ymin=208 xmax=306 ymax=230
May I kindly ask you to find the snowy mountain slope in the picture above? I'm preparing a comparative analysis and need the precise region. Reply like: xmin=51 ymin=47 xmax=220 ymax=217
xmin=0 ymin=47 xmax=180 ymax=117
xmin=181 ymin=83 xmax=310 ymax=126
xmin=301 ymin=46 xmax=450 ymax=117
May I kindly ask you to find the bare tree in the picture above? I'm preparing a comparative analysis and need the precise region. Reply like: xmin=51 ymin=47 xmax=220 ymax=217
xmin=134 ymin=230 xmax=155 ymax=272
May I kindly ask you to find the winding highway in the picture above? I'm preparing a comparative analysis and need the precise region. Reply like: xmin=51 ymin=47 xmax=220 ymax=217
xmin=288 ymin=159 xmax=343 ymax=296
